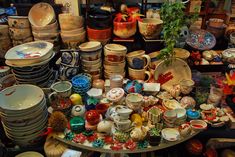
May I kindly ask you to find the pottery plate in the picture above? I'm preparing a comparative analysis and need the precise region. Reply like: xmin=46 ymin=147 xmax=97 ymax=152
xmin=154 ymin=58 xmax=191 ymax=92
xmin=186 ymin=29 xmax=216 ymax=50
xmin=16 ymin=151 xmax=44 ymax=157
xmin=5 ymin=41 xmax=53 ymax=65
xmin=161 ymin=128 xmax=180 ymax=142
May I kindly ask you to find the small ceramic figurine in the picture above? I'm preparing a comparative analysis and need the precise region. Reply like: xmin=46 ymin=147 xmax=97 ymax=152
xmin=130 ymin=126 xmax=148 ymax=142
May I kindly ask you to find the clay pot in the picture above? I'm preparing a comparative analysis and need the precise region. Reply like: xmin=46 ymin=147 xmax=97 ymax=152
xmin=113 ymin=17 xmax=136 ymax=38
xmin=8 ymin=16 xmax=30 ymax=28
xmin=138 ymin=18 xmax=163 ymax=39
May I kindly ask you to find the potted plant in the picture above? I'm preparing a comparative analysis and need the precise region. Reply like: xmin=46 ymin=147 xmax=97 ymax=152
xmin=113 ymin=4 xmax=143 ymax=39
xmin=147 ymin=128 xmax=161 ymax=146
xmin=158 ymin=1 xmax=199 ymax=62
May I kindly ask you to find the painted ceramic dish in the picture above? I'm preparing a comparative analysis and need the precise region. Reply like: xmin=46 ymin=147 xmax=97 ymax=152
xmin=124 ymin=80 xmax=143 ymax=94
xmin=163 ymin=99 xmax=182 ymax=110
xmin=186 ymin=29 xmax=216 ymax=50
xmin=154 ymin=58 xmax=191 ymax=92
xmin=5 ymin=41 xmax=53 ymax=66
xmin=190 ymin=120 xmax=207 ymax=130
xmin=222 ymin=48 xmax=235 ymax=64
xmin=161 ymin=128 xmax=180 ymax=142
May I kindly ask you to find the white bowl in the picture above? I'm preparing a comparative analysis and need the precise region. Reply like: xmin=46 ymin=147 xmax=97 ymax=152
xmin=190 ymin=120 xmax=207 ymax=130
xmin=5 ymin=41 xmax=53 ymax=66
xmin=0 ymin=84 xmax=44 ymax=111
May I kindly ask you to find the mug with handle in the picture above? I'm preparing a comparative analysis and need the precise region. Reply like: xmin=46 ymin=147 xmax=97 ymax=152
xmin=128 ymin=67 xmax=152 ymax=82
xmin=126 ymin=50 xmax=151 ymax=69
xmin=49 ymin=81 xmax=72 ymax=103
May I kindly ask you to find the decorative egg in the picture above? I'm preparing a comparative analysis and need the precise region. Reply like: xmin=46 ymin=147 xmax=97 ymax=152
xmin=85 ymin=110 xmax=100 ymax=125
xmin=202 ymin=51 xmax=213 ymax=61
xmin=71 ymin=105 xmax=86 ymax=117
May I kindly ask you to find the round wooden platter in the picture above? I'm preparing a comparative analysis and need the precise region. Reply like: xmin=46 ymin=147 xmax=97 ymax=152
xmin=54 ymin=130 xmax=201 ymax=154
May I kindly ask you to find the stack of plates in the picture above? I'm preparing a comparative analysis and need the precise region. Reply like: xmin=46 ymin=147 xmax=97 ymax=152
xmin=71 ymin=73 xmax=92 ymax=96
xmin=5 ymin=41 xmax=56 ymax=87
xmin=0 ymin=85 xmax=48 ymax=146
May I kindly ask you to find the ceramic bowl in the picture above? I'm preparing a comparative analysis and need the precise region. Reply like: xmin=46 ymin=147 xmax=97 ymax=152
xmin=31 ymin=20 xmax=58 ymax=33
xmin=115 ymin=105 xmax=133 ymax=120
xmin=222 ymin=48 xmax=235 ymax=64
xmin=61 ymin=27 xmax=84 ymax=35
xmin=87 ymin=27 xmax=112 ymax=40
xmin=87 ymin=88 xmax=103 ymax=99
xmin=190 ymin=120 xmax=207 ymax=130
xmin=138 ymin=18 xmax=163 ymax=39
xmin=61 ymin=31 xmax=86 ymax=42
xmin=5 ymin=41 xmax=53 ymax=66
xmin=143 ymin=82 xmax=160 ymax=95
xmin=179 ymin=123 xmax=191 ymax=136
xmin=104 ymin=44 xmax=127 ymax=62
xmin=113 ymin=118 xmax=132 ymax=131
xmin=208 ymin=18 xmax=224 ymax=28
xmin=106 ymin=88 xmax=125 ymax=103
xmin=125 ymin=93 xmax=143 ymax=111
xmin=29 ymin=2 xmax=55 ymax=27
xmin=104 ymin=60 xmax=126 ymax=72
xmin=162 ymin=99 xmax=182 ymax=110
xmin=87 ymin=9 xmax=112 ymax=29
xmin=8 ymin=16 xmax=30 ymax=28
xmin=9 ymin=27 xmax=32 ymax=40
xmin=173 ymin=48 xmax=190 ymax=60
xmin=0 ymin=84 xmax=44 ymax=111
xmin=113 ymin=17 xmax=136 ymax=38
xmin=0 ymin=66 xmax=10 ymax=77
xmin=0 ymin=25 xmax=9 ymax=38
xmin=180 ymin=96 xmax=196 ymax=109
xmin=187 ymin=109 xmax=200 ymax=120
xmin=175 ymin=108 xmax=187 ymax=119
xmin=124 ymin=80 xmax=143 ymax=94
xmin=81 ymin=58 xmax=101 ymax=67
xmin=180 ymin=79 xmax=195 ymax=95
xmin=59 ymin=14 xmax=84 ymax=30
xmin=161 ymin=128 xmax=180 ymax=142
xmin=33 ymin=32 xmax=59 ymax=39
xmin=163 ymin=110 xmax=177 ymax=121
xmin=79 ymin=41 xmax=102 ymax=52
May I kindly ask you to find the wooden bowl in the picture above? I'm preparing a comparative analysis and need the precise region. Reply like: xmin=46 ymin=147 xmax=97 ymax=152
xmin=8 ymin=16 xmax=30 ymax=28
xmin=59 ymin=14 xmax=84 ymax=30
xmin=28 ymin=2 xmax=55 ymax=27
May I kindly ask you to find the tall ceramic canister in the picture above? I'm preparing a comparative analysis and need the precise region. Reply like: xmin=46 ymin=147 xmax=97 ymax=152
xmin=103 ymin=44 xmax=127 ymax=78
xmin=79 ymin=41 xmax=103 ymax=79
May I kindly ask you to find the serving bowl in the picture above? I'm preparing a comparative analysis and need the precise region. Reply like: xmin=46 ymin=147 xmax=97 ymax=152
xmin=8 ymin=16 xmax=30 ymax=28
xmin=138 ymin=18 xmax=163 ymax=39
xmin=113 ymin=17 xmax=136 ymax=38
xmin=59 ymin=14 xmax=84 ymax=30
xmin=125 ymin=93 xmax=143 ymax=111
xmin=29 ymin=2 xmax=55 ymax=27
xmin=190 ymin=120 xmax=207 ymax=130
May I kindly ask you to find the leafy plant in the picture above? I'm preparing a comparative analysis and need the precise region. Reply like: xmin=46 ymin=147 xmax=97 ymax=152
xmin=159 ymin=1 xmax=198 ymax=63
xmin=149 ymin=128 xmax=160 ymax=136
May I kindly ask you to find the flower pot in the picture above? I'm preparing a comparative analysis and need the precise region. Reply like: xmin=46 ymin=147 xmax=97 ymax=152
xmin=113 ymin=17 xmax=136 ymax=39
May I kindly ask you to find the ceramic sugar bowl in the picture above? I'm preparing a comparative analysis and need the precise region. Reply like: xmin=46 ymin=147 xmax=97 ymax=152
xmin=125 ymin=93 xmax=143 ymax=111
xmin=106 ymin=88 xmax=125 ymax=104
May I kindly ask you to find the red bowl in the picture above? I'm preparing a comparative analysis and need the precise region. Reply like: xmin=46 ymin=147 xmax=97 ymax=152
xmin=87 ymin=27 xmax=112 ymax=40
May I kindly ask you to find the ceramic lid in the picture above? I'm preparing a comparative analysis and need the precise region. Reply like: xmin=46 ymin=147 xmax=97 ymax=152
xmin=79 ymin=41 xmax=102 ymax=52
xmin=187 ymin=109 xmax=200 ymax=119
xmin=0 ymin=66 xmax=10 ymax=73
xmin=15 ymin=151 xmax=44 ymax=157
xmin=106 ymin=88 xmax=124 ymax=101
xmin=5 ymin=41 xmax=53 ymax=60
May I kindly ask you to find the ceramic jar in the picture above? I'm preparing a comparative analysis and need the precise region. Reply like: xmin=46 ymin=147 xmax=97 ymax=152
xmin=71 ymin=105 xmax=86 ymax=117
xmin=113 ymin=17 xmax=136 ymax=38
xmin=126 ymin=50 xmax=151 ymax=69
xmin=125 ymin=93 xmax=143 ymax=111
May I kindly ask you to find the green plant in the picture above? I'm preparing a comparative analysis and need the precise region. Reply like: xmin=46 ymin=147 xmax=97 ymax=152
xmin=149 ymin=128 xmax=160 ymax=136
xmin=159 ymin=1 xmax=198 ymax=62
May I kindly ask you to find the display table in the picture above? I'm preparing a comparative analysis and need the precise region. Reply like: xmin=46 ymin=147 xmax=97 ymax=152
xmin=54 ymin=130 xmax=200 ymax=154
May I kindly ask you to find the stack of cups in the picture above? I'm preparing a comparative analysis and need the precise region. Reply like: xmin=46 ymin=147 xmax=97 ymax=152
xmin=103 ymin=44 xmax=127 ymax=79
xmin=79 ymin=41 xmax=103 ymax=80
xmin=28 ymin=3 xmax=59 ymax=48
xmin=8 ymin=16 xmax=33 ymax=46
xmin=110 ymin=74 xmax=123 ymax=89
xmin=0 ymin=25 xmax=12 ymax=58
xmin=59 ymin=14 xmax=86 ymax=49
xmin=126 ymin=50 xmax=151 ymax=82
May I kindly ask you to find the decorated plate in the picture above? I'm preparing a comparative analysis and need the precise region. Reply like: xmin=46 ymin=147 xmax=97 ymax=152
xmin=154 ymin=58 xmax=191 ymax=92
xmin=161 ymin=128 xmax=180 ymax=142
xmin=186 ymin=29 xmax=216 ymax=50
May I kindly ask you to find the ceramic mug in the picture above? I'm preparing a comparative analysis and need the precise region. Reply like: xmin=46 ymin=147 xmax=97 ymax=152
xmin=126 ymin=50 xmax=151 ymax=69
xmin=60 ymin=49 xmax=79 ymax=66
xmin=59 ymin=64 xmax=80 ymax=80
xmin=128 ymin=67 xmax=151 ymax=82
xmin=49 ymin=81 xmax=72 ymax=102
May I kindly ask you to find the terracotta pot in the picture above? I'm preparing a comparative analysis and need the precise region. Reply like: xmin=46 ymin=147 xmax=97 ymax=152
xmin=138 ymin=18 xmax=163 ymax=39
xmin=113 ymin=17 xmax=136 ymax=38
xmin=8 ymin=16 xmax=30 ymax=28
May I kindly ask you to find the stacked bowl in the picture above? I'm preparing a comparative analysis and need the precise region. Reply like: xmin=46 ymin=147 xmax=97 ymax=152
xmin=103 ymin=44 xmax=127 ymax=79
xmin=8 ymin=16 xmax=33 ymax=46
xmin=59 ymin=13 xmax=85 ymax=49
xmin=0 ymin=85 xmax=48 ymax=146
xmin=5 ymin=41 xmax=56 ymax=87
xmin=206 ymin=18 xmax=227 ymax=39
xmin=71 ymin=73 xmax=92 ymax=96
xmin=79 ymin=41 xmax=103 ymax=79
xmin=0 ymin=25 xmax=12 ymax=58
xmin=29 ymin=3 xmax=59 ymax=46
